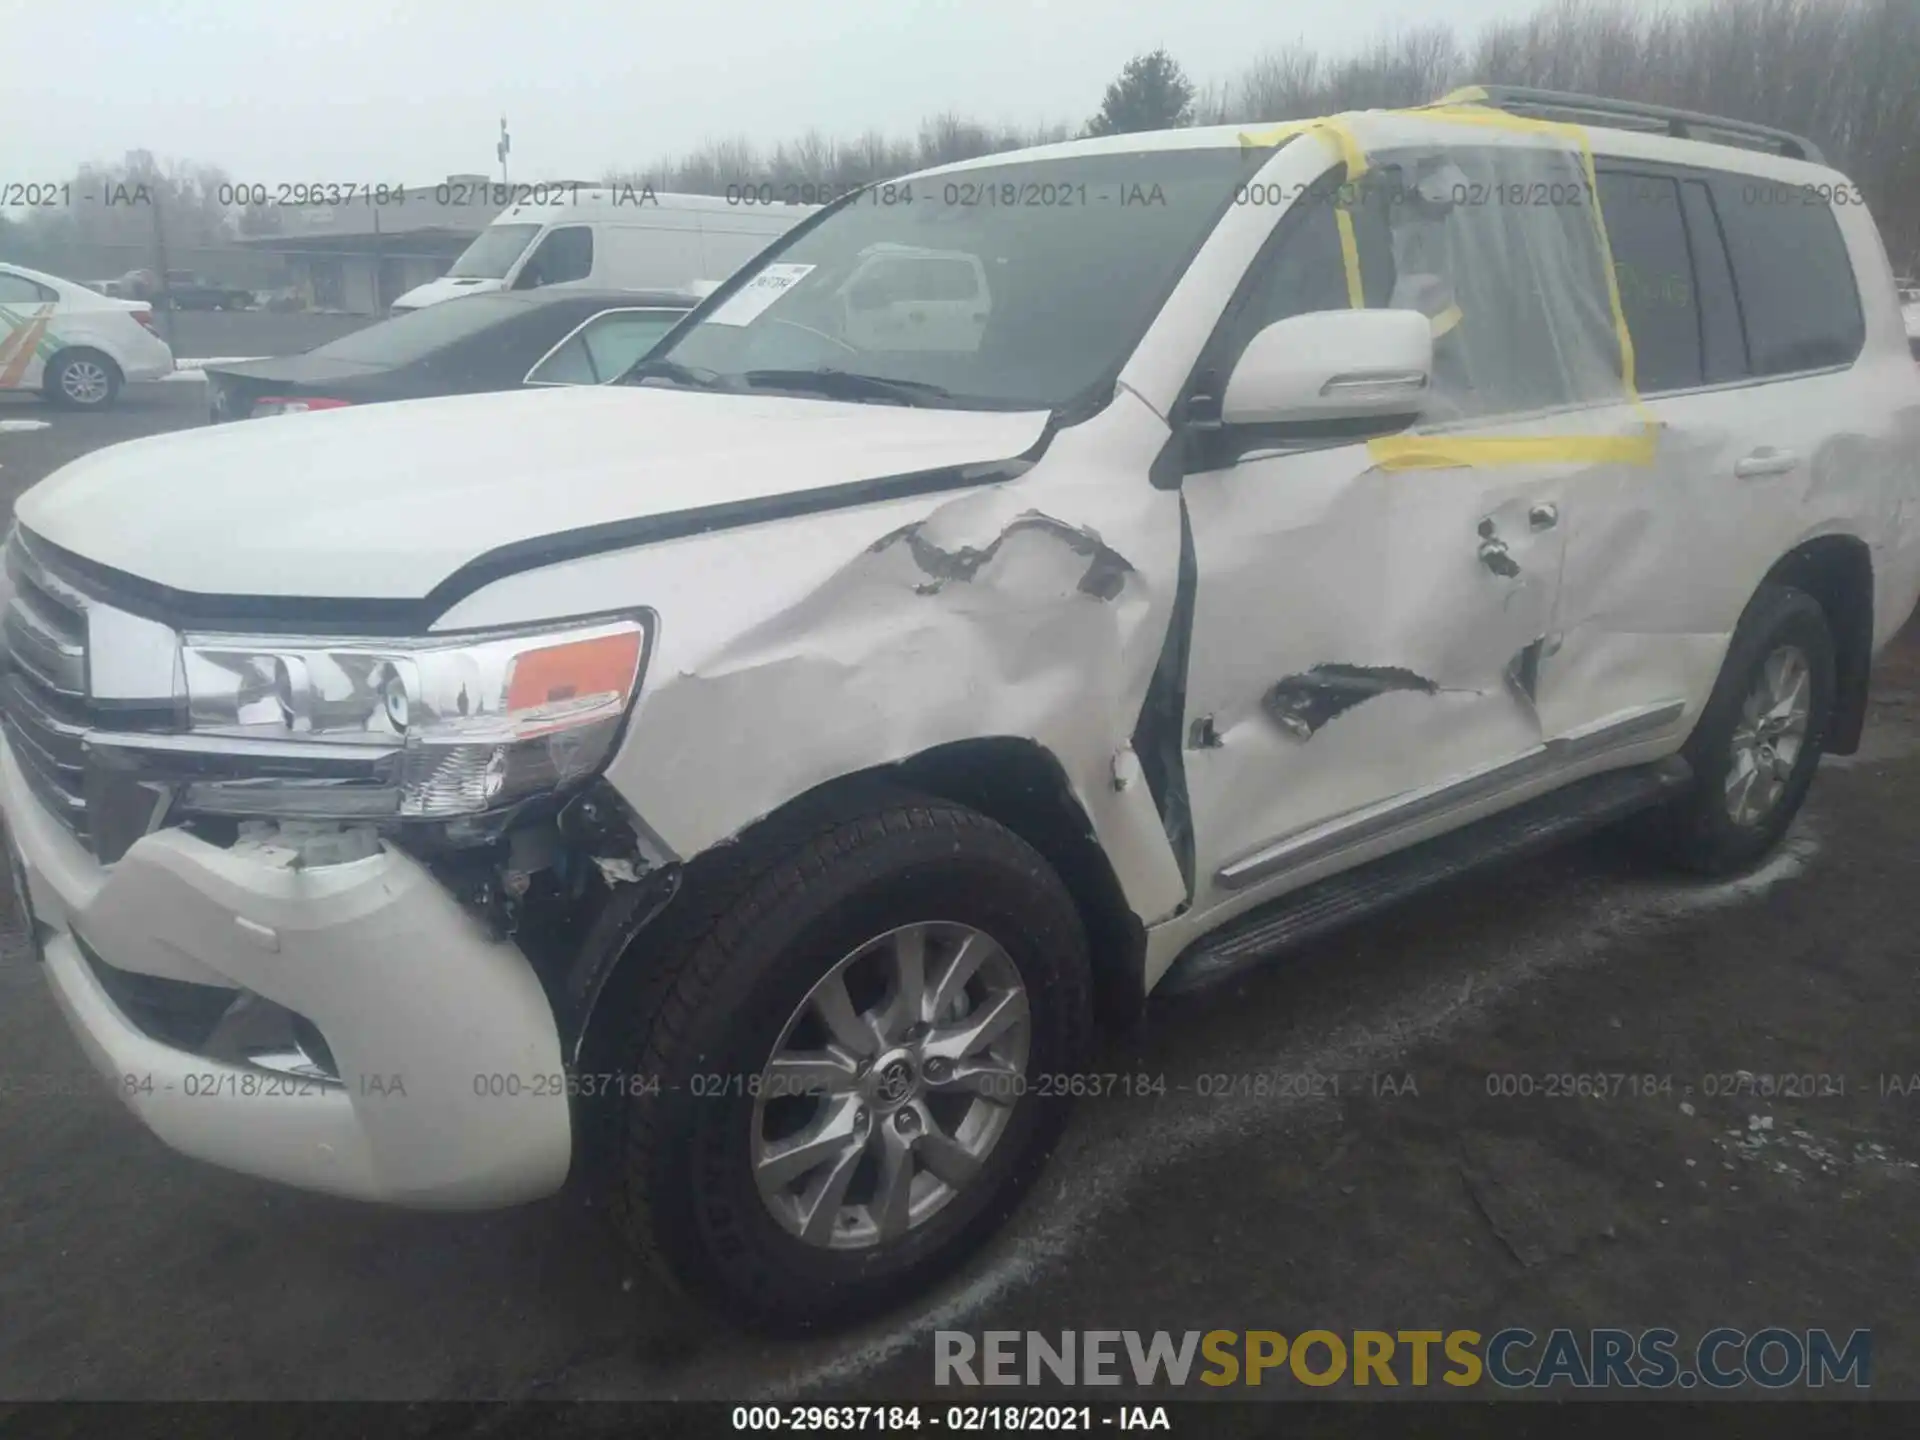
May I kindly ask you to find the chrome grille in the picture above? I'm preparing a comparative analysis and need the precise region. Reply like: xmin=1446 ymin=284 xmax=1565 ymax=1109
xmin=0 ymin=531 xmax=434 ymax=862
xmin=1 ymin=536 xmax=94 ymax=847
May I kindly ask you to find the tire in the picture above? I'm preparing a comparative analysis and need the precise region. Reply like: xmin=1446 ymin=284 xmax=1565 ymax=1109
xmin=600 ymin=789 xmax=1092 ymax=1331
xmin=44 ymin=350 xmax=121 ymax=410
xmin=1631 ymin=582 xmax=1835 ymax=875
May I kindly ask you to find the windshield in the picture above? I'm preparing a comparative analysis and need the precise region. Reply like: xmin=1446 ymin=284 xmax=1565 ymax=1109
xmin=306 ymin=294 xmax=528 ymax=364
xmin=446 ymin=223 xmax=543 ymax=280
xmin=641 ymin=148 xmax=1260 ymax=410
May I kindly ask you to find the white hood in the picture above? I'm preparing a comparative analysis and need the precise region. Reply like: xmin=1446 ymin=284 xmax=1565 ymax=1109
xmin=389 ymin=275 xmax=507 ymax=311
xmin=17 ymin=385 xmax=1050 ymax=602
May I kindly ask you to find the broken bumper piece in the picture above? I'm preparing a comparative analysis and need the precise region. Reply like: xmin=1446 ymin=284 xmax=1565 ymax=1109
xmin=0 ymin=732 xmax=572 ymax=1209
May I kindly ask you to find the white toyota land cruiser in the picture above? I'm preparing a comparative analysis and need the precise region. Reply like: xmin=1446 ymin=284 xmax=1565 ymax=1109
xmin=4 ymin=88 xmax=1918 ymax=1331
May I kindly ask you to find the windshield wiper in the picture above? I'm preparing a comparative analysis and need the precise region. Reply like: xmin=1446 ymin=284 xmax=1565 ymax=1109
xmin=740 ymin=368 xmax=954 ymax=406
xmin=623 ymin=358 xmax=729 ymax=390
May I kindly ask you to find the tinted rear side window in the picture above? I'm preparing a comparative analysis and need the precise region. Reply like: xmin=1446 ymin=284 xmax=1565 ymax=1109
xmin=1711 ymin=178 xmax=1863 ymax=376
xmin=1678 ymin=180 xmax=1748 ymax=383
xmin=1595 ymin=171 xmax=1702 ymax=392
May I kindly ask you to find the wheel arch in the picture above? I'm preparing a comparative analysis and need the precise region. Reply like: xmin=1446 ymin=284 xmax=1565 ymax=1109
xmin=701 ymin=738 xmax=1148 ymax=1028
xmin=44 ymin=345 xmax=124 ymax=397
xmin=572 ymin=737 xmax=1149 ymax=1077
xmin=885 ymin=737 xmax=1148 ymax=1027
xmin=1760 ymin=534 xmax=1873 ymax=755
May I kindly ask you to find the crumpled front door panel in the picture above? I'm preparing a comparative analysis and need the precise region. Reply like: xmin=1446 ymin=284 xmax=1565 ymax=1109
xmin=1180 ymin=438 xmax=1566 ymax=915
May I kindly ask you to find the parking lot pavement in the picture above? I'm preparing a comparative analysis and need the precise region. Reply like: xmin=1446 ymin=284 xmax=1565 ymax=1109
xmin=0 ymin=384 xmax=209 ymax=512
xmin=2 ymin=400 xmax=1919 ymax=1408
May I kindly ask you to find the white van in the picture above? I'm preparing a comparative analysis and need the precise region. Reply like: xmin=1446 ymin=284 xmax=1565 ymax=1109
xmin=389 ymin=190 xmax=817 ymax=314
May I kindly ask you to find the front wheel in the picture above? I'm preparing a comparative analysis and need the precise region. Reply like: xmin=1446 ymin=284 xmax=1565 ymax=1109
xmin=602 ymin=791 xmax=1092 ymax=1330
xmin=1630 ymin=582 xmax=1835 ymax=875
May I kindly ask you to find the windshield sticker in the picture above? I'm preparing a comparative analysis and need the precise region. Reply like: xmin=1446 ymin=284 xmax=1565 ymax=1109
xmin=705 ymin=264 xmax=817 ymax=326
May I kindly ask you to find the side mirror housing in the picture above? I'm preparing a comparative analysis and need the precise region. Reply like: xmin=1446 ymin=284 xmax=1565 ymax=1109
xmin=1220 ymin=309 xmax=1433 ymax=427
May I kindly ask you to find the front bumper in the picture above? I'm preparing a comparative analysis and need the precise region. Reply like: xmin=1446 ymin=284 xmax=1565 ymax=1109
xmin=0 ymin=732 xmax=572 ymax=1208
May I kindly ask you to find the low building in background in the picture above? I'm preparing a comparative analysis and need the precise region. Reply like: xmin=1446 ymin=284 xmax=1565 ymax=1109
xmin=237 ymin=176 xmax=534 ymax=315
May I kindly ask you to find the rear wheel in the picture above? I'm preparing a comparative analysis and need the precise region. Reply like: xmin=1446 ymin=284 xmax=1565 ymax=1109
xmin=600 ymin=791 xmax=1091 ymax=1331
xmin=1631 ymin=583 xmax=1835 ymax=875
xmin=44 ymin=350 xmax=121 ymax=410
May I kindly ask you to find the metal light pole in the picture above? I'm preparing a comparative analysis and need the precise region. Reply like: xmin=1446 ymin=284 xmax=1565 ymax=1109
xmin=150 ymin=193 xmax=176 ymax=349
xmin=498 ymin=118 xmax=511 ymax=186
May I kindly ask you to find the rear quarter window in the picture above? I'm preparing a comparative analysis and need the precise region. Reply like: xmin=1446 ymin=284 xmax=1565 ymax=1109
xmin=0 ymin=272 xmax=58 ymax=304
xmin=1594 ymin=171 xmax=1702 ymax=393
xmin=1710 ymin=175 xmax=1864 ymax=376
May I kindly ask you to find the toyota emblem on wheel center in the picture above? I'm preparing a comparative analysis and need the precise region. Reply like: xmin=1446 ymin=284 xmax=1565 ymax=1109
xmin=875 ymin=1059 xmax=914 ymax=1105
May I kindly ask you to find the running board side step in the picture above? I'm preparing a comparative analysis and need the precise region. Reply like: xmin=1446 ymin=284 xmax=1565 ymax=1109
xmin=1157 ymin=758 xmax=1693 ymax=995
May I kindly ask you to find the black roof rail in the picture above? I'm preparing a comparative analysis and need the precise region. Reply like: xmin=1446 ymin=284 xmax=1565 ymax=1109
xmin=1453 ymin=85 xmax=1823 ymax=164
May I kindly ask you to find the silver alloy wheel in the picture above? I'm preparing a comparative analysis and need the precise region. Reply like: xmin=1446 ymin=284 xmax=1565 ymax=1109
xmin=751 ymin=921 xmax=1031 ymax=1250
xmin=59 ymin=358 xmax=111 ymax=406
xmin=1725 ymin=643 xmax=1811 ymax=826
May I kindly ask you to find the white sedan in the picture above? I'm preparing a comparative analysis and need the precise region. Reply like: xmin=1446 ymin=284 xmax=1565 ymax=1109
xmin=0 ymin=261 xmax=175 ymax=409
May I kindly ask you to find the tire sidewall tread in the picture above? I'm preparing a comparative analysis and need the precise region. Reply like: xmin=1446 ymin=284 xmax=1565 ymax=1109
xmin=46 ymin=351 xmax=121 ymax=410
xmin=1654 ymin=582 xmax=1836 ymax=875
xmin=604 ymin=788 xmax=1092 ymax=1331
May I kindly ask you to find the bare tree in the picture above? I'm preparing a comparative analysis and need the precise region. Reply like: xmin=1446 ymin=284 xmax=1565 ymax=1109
xmin=614 ymin=0 xmax=1918 ymax=263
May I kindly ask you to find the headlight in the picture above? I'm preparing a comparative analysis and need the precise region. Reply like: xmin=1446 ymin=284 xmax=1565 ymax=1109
xmin=175 ymin=616 xmax=648 ymax=821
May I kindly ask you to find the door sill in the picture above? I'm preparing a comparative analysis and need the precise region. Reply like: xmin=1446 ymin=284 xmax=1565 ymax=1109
xmin=1157 ymin=756 xmax=1692 ymax=996
xmin=1215 ymin=699 xmax=1688 ymax=891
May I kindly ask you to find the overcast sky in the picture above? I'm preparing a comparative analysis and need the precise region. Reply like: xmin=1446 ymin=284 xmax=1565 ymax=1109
xmin=9 ymin=0 xmax=1571 ymax=185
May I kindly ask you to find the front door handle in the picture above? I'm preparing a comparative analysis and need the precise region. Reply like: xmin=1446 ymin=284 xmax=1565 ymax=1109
xmin=1528 ymin=502 xmax=1559 ymax=531
xmin=1734 ymin=448 xmax=1799 ymax=479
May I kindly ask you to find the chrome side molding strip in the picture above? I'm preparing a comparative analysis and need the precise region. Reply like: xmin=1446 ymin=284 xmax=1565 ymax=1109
xmin=1216 ymin=699 xmax=1687 ymax=890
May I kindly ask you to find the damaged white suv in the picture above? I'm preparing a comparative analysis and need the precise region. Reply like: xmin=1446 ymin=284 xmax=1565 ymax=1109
xmin=4 ymin=88 xmax=1919 ymax=1330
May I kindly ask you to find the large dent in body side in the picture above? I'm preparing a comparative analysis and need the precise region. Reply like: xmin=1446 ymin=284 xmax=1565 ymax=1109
xmin=1541 ymin=355 xmax=1920 ymax=747
xmin=439 ymin=390 xmax=1191 ymax=929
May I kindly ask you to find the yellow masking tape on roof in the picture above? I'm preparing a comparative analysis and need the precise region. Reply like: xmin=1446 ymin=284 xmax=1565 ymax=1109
xmin=1367 ymin=427 xmax=1660 ymax=470
xmin=1237 ymin=95 xmax=1657 ymax=468
xmin=1237 ymin=116 xmax=1371 ymax=181
xmin=1237 ymin=117 xmax=1371 ymax=305
xmin=1390 ymin=100 xmax=1642 ymax=399
xmin=1333 ymin=208 xmax=1366 ymax=309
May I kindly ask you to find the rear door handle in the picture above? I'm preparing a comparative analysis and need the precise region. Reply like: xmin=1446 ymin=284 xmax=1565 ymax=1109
xmin=1734 ymin=448 xmax=1799 ymax=479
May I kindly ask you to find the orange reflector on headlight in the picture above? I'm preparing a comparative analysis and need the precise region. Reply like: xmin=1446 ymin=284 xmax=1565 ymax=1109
xmin=504 ymin=630 xmax=643 ymax=710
